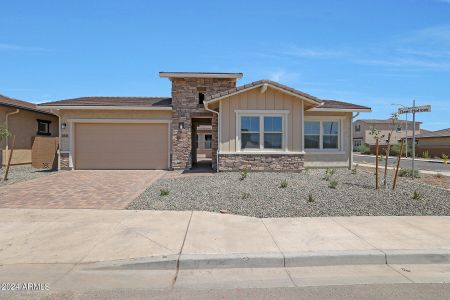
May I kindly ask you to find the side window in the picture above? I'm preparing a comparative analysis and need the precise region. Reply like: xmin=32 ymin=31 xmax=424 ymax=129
xmin=204 ymin=134 xmax=212 ymax=149
xmin=323 ymin=121 xmax=339 ymax=149
xmin=37 ymin=119 xmax=51 ymax=135
xmin=240 ymin=116 xmax=260 ymax=150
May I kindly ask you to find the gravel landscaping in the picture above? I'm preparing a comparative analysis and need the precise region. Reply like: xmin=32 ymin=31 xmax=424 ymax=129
xmin=129 ymin=168 xmax=450 ymax=218
xmin=0 ymin=165 xmax=57 ymax=187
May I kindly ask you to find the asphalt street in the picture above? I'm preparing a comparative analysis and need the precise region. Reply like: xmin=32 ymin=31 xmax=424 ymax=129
xmin=354 ymin=154 xmax=450 ymax=173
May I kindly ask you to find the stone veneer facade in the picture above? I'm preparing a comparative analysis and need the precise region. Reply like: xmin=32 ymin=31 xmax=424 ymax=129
xmin=170 ymin=78 xmax=236 ymax=170
xmin=218 ymin=153 xmax=305 ymax=172
xmin=59 ymin=152 xmax=70 ymax=170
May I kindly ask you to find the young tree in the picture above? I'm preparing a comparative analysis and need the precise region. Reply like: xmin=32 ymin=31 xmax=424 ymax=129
xmin=383 ymin=113 xmax=399 ymax=188
xmin=369 ymin=126 xmax=385 ymax=190
xmin=0 ymin=125 xmax=10 ymax=142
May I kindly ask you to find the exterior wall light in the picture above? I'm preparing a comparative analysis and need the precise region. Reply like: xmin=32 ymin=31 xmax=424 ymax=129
xmin=179 ymin=122 xmax=184 ymax=130
xmin=61 ymin=123 xmax=67 ymax=129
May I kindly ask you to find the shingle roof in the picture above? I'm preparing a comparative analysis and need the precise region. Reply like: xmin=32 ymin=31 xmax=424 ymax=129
xmin=39 ymin=96 xmax=172 ymax=107
xmin=205 ymin=80 xmax=322 ymax=103
xmin=320 ymin=100 xmax=371 ymax=110
xmin=0 ymin=94 xmax=55 ymax=115
xmin=416 ymin=128 xmax=450 ymax=138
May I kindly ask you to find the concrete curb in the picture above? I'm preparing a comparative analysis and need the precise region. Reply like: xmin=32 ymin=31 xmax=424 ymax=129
xmin=85 ymin=249 xmax=450 ymax=271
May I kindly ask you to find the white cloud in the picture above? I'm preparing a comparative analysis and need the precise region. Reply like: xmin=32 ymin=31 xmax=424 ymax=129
xmin=281 ymin=46 xmax=344 ymax=58
xmin=0 ymin=43 xmax=47 ymax=52
xmin=266 ymin=69 xmax=301 ymax=83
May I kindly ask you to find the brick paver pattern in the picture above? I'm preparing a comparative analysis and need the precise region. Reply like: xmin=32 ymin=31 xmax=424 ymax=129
xmin=0 ymin=170 xmax=165 ymax=209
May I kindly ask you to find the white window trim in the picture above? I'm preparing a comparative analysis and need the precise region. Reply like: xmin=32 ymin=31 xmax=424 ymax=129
xmin=304 ymin=116 xmax=344 ymax=153
xmin=236 ymin=110 xmax=289 ymax=153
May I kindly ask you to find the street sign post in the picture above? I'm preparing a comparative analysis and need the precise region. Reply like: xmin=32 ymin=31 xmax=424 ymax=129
xmin=398 ymin=102 xmax=431 ymax=180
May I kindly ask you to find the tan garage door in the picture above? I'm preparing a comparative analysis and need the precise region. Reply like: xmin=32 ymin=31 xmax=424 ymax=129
xmin=74 ymin=123 xmax=169 ymax=170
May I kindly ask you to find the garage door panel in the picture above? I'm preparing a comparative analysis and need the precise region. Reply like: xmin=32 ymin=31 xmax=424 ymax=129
xmin=75 ymin=123 xmax=168 ymax=170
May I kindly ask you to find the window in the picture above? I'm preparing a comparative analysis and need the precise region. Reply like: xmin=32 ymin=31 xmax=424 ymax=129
xmin=37 ymin=119 xmax=51 ymax=135
xmin=198 ymin=93 xmax=205 ymax=105
xmin=240 ymin=114 xmax=284 ymax=151
xmin=305 ymin=121 xmax=320 ymax=149
xmin=304 ymin=120 xmax=340 ymax=150
xmin=323 ymin=121 xmax=338 ymax=149
xmin=353 ymin=139 xmax=362 ymax=148
xmin=355 ymin=124 xmax=361 ymax=132
xmin=204 ymin=134 xmax=212 ymax=149
xmin=264 ymin=116 xmax=282 ymax=149
xmin=241 ymin=116 xmax=260 ymax=149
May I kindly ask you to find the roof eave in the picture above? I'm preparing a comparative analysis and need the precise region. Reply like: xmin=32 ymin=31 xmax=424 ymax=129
xmin=37 ymin=105 xmax=173 ymax=111
xmin=204 ymin=82 xmax=321 ymax=108
xmin=1 ymin=102 xmax=56 ymax=116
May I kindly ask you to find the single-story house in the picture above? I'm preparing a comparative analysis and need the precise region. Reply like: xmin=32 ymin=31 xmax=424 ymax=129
xmin=1 ymin=95 xmax=59 ymax=166
xmin=414 ymin=128 xmax=450 ymax=157
xmin=38 ymin=72 xmax=371 ymax=172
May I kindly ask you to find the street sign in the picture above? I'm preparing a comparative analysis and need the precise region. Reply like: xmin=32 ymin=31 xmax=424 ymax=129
xmin=398 ymin=105 xmax=431 ymax=114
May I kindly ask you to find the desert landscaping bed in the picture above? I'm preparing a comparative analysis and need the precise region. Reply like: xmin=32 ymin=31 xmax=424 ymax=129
xmin=0 ymin=165 xmax=56 ymax=187
xmin=129 ymin=168 xmax=450 ymax=218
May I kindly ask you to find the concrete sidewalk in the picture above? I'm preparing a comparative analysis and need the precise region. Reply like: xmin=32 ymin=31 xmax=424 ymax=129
xmin=1 ymin=209 xmax=450 ymax=269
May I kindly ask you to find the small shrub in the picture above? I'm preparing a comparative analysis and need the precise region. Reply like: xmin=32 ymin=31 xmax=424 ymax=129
xmin=442 ymin=154 xmax=449 ymax=165
xmin=412 ymin=190 xmax=423 ymax=200
xmin=351 ymin=164 xmax=358 ymax=174
xmin=241 ymin=192 xmax=251 ymax=200
xmin=304 ymin=167 xmax=311 ymax=173
xmin=328 ymin=180 xmax=338 ymax=189
xmin=421 ymin=150 xmax=431 ymax=159
xmin=357 ymin=144 xmax=370 ymax=155
xmin=160 ymin=188 xmax=170 ymax=196
xmin=279 ymin=179 xmax=288 ymax=188
xmin=239 ymin=168 xmax=248 ymax=181
xmin=323 ymin=168 xmax=336 ymax=181
xmin=398 ymin=168 xmax=421 ymax=178
xmin=307 ymin=193 xmax=315 ymax=203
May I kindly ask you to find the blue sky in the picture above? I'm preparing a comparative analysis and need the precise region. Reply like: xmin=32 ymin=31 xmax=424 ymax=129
xmin=1 ymin=0 xmax=449 ymax=130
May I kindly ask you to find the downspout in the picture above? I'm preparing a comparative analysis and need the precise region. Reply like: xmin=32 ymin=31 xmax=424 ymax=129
xmin=349 ymin=112 xmax=360 ymax=169
xmin=4 ymin=109 xmax=20 ymax=164
xmin=204 ymin=101 xmax=220 ymax=173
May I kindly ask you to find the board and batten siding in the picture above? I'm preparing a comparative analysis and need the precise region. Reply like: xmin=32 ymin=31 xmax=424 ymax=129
xmin=219 ymin=86 xmax=303 ymax=152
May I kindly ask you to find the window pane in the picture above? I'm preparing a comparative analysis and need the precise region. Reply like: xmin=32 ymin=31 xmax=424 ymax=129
xmin=323 ymin=121 xmax=338 ymax=135
xmin=264 ymin=133 xmax=282 ymax=149
xmin=323 ymin=135 xmax=338 ymax=149
xmin=241 ymin=116 xmax=259 ymax=132
xmin=264 ymin=116 xmax=282 ymax=132
xmin=241 ymin=133 xmax=260 ymax=149
xmin=305 ymin=135 xmax=320 ymax=149
xmin=305 ymin=122 xmax=320 ymax=135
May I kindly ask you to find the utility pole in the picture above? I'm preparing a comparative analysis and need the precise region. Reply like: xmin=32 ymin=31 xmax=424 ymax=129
xmin=404 ymin=112 xmax=408 ymax=158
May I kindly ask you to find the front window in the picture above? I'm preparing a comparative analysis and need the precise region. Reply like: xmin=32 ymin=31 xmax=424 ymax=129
xmin=355 ymin=124 xmax=361 ymax=132
xmin=264 ymin=116 xmax=282 ymax=149
xmin=241 ymin=116 xmax=260 ymax=149
xmin=240 ymin=115 xmax=284 ymax=150
xmin=37 ymin=119 xmax=51 ymax=135
xmin=305 ymin=120 xmax=340 ymax=150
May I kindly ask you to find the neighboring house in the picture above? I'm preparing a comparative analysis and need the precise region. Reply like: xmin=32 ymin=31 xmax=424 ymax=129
xmin=414 ymin=128 xmax=450 ymax=157
xmin=39 ymin=72 xmax=370 ymax=172
xmin=353 ymin=119 xmax=421 ymax=148
xmin=0 ymin=95 xmax=59 ymax=166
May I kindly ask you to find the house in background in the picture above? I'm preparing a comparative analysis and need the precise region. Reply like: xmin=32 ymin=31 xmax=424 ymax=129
xmin=353 ymin=119 xmax=421 ymax=149
xmin=39 ymin=72 xmax=371 ymax=172
xmin=0 ymin=95 xmax=59 ymax=166
xmin=415 ymin=128 xmax=450 ymax=157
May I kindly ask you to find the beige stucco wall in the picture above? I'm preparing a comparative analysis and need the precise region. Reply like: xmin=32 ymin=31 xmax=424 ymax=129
xmin=58 ymin=110 xmax=172 ymax=167
xmin=219 ymin=86 xmax=304 ymax=152
xmin=1 ymin=106 xmax=58 ymax=165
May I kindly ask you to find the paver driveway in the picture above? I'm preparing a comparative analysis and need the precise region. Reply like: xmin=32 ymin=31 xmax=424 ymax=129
xmin=0 ymin=170 xmax=165 ymax=209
